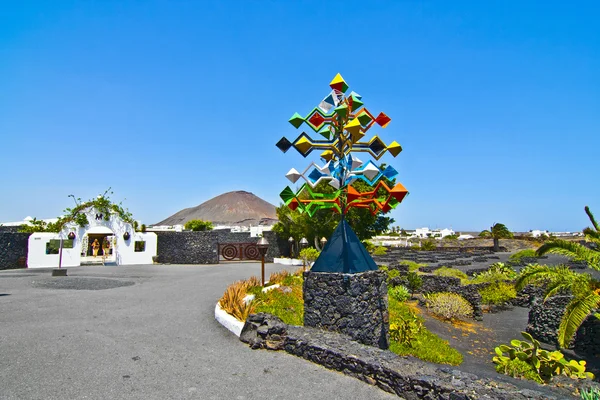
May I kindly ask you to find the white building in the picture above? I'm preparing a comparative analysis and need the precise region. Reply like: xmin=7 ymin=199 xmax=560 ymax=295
xmin=26 ymin=207 xmax=157 ymax=268
xmin=412 ymin=227 xmax=455 ymax=239
xmin=149 ymin=223 xmax=273 ymax=237
xmin=530 ymin=230 xmax=549 ymax=238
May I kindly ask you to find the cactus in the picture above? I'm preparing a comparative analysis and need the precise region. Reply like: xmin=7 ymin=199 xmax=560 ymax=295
xmin=493 ymin=331 xmax=594 ymax=382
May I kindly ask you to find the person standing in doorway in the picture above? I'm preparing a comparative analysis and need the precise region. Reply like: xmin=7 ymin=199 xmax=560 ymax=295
xmin=92 ymin=239 xmax=100 ymax=257
xmin=102 ymin=237 xmax=111 ymax=259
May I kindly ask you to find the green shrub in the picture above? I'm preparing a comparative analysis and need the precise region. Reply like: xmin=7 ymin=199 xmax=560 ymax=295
xmin=488 ymin=262 xmax=517 ymax=277
xmin=421 ymin=239 xmax=437 ymax=251
xmin=184 ymin=219 xmax=214 ymax=231
xmin=495 ymin=358 xmax=543 ymax=384
xmin=470 ymin=262 xmax=517 ymax=284
xmin=246 ymin=285 xmax=264 ymax=296
xmin=253 ymin=275 xmax=304 ymax=326
xmin=386 ymin=268 xmax=401 ymax=286
xmin=362 ymin=240 xmax=375 ymax=253
xmin=389 ymin=285 xmax=411 ymax=302
xmin=479 ymin=281 xmax=517 ymax=305
xmin=389 ymin=313 xmax=422 ymax=347
xmin=433 ymin=267 xmax=468 ymax=281
xmin=406 ymin=272 xmax=423 ymax=295
xmin=425 ymin=292 xmax=473 ymax=321
xmin=373 ymin=246 xmax=387 ymax=256
xmin=443 ymin=234 xmax=459 ymax=240
xmin=388 ymin=298 xmax=463 ymax=365
xmin=299 ymin=247 xmax=320 ymax=263
xmin=398 ymin=260 xmax=426 ymax=272
xmin=281 ymin=273 xmax=301 ymax=287
xmin=493 ymin=331 xmax=595 ymax=383
xmin=509 ymin=249 xmax=538 ymax=263
xmin=580 ymin=386 xmax=600 ymax=400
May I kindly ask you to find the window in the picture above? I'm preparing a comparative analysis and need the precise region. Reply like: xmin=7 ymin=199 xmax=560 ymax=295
xmin=46 ymin=239 xmax=74 ymax=255
xmin=134 ymin=241 xmax=146 ymax=252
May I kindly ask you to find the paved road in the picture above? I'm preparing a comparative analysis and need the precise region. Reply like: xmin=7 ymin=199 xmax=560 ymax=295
xmin=0 ymin=264 xmax=396 ymax=400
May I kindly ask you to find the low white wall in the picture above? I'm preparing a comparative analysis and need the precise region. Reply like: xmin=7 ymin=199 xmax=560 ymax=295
xmin=117 ymin=232 xmax=157 ymax=265
xmin=28 ymin=233 xmax=81 ymax=269
xmin=274 ymin=257 xmax=303 ymax=266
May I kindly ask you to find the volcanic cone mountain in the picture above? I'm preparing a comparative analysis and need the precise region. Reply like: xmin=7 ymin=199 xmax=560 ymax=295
xmin=155 ymin=191 xmax=278 ymax=227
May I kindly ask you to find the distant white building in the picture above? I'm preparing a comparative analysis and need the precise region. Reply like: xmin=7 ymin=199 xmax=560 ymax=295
xmin=149 ymin=223 xmax=273 ymax=237
xmin=412 ymin=227 xmax=455 ymax=239
xmin=529 ymin=230 xmax=583 ymax=238
xmin=147 ymin=224 xmax=183 ymax=232
xmin=530 ymin=230 xmax=549 ymax=238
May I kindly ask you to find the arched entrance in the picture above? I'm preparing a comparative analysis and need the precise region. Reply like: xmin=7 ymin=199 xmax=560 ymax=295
xmin=81 ymin=226 xmax=117 ymax=265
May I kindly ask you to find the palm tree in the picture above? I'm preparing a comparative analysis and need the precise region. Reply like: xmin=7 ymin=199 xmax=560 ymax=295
xmin=479 ymin=223 xmax=513 ymax=252
xmin=516 ymin=264 xmax=600 ymax=348
xmin=535 ymin=206 xmax=600 ymax=271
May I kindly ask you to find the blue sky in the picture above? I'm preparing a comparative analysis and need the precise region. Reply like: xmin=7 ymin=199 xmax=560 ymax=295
xmin=1 ymin=1 xmax=598 ymax=232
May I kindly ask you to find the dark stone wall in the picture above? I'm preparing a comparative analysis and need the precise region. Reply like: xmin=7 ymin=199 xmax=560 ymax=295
xmin=419 ymin=274 xmax=484 ymax=320
xmin=373 ymin=247 xmax=500 ymax=267
xmin=303 ymin=270 xmax=389 ymax=349
xmin=527 ymin=294 xmax=600 ymax=354
xmin=240 ymin=313 xmax=572 ymax=400
xmin=0 ymin=232 xmax=31 ymax=270
xmin=0 ymin=226 xmax=21 ymax=233
xmin=155 ymin=230 xmax=286 ymax=264
xmin=512 ymin=284 xmax=545 ymax=308
xmin=527 ymin=295 xmax=571 ymax=346
xmin=574 ymin=314 xmax=600 ymax=355
xmin=155 ymin=231 xmax=219 ymax=264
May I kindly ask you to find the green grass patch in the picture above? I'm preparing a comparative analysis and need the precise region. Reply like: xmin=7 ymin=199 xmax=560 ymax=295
xmin=479 ymin=281 xmax=517 ymax=305
xmin=388 ymin=297 xmax=463 ymax=365
xmin=253 ymin=279 xmax=304 ymax=326
xmin=433 ymin=266 xmax=468 ymax=282
xmin=509 ymin=249 xmax=538 ymax=263
xmin=398 ymin=260 xmax=427 ymax=271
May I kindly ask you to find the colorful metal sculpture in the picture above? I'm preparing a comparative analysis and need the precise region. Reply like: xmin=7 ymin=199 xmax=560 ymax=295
xmin=277 ymin=73 xmax=408 ymax=217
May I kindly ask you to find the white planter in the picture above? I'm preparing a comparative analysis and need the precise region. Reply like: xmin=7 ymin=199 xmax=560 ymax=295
xmin=215 ymin=286 xmax=281 ymax=337
xmin=273 ymin=257 xmax=303 ymax=266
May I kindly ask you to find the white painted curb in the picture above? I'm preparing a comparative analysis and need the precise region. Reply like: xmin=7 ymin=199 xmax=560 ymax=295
xmin=215 ymin=302 xmax=245 ymax=337
xmin=214 ymin=285 xmax=282 ymax=337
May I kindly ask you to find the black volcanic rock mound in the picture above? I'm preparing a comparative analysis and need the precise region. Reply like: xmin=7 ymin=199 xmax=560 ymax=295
xmin=155 ymin=191 xmax=277 ymax=227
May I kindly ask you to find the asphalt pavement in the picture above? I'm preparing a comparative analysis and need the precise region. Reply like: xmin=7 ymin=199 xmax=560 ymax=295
xmin=0 ymin=263 xmax=396 ymax=400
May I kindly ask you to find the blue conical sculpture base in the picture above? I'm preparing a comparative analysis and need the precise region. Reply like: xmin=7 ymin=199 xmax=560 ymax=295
xmin=311 ymin=218 xmax=378 ymax=273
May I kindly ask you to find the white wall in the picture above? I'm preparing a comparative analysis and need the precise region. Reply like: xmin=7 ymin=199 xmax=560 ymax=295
xmin=117 ymin=232 xmax=157 ymax=265
xmin=28 ymin=233 xmax=81 ymax=268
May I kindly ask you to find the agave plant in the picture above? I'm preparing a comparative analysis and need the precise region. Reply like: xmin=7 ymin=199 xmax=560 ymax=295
xmin=479 ymin=223 xmax=513 ymax=252
xmin=516 ymin=264 xmax=600 ymax=348
xmin=536 ymin=206 xmax=600 ymax=271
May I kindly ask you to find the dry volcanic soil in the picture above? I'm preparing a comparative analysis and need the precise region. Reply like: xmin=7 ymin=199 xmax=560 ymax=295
xmin=373 ymin=248 xmax=600 ymax=384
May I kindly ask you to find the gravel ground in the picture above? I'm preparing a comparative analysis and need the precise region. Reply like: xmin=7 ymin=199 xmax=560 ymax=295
xmin=413 ymin=252 xmax=600 ymax=385
xmin=0 ymin=264 xmax=396 ymax=400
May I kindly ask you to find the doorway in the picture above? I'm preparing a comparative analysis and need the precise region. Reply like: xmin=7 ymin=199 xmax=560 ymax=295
xmin=83 ymin=233 xmax=116 ymax=264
